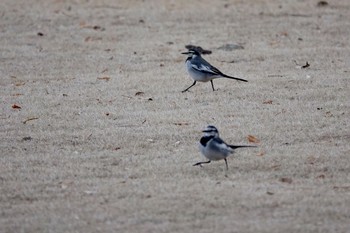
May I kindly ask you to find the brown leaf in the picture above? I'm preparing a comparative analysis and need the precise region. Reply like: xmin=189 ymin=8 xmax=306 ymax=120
xmin=256 ymin=151 xmax=265 ymax=156
xmin=97 ymin=77 xmax=110 ymax=81
xmin=247 ymin=135 xmax=260 ymax=143
xmin=12 ymin=104 xmax=21 ymax=109
xmin=280 ymin=177 xmax=292 ymax=184
xmin=263 ymin=100 xmax=273 ymax=104
xmin=317 ymin=1 xmax=328 ymax=7
xmin=15 ymin=82 xmax=25 ymax=86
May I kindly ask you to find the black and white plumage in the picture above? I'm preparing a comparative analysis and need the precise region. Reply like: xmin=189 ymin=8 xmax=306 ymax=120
xmin=181 ymin=49 xmax=248 ymax=92
xmin=193 ymin=125 xmax=256 ymax=170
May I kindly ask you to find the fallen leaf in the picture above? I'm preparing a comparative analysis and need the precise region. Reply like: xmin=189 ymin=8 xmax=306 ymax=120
xmin=15 ymin=82 xmax=25 ymax=86
xmin=316 ymin=174 xmax=325 ymax=179
xmin=317 ymin=1 xmax=328 ymax=7
xmin=22 ymin=136 xmax=32 ymax=141
xmin=280 ymin=31 xmax=288 ymax=37
xmin=280 ymin=177 xmax=292 ymax=184
xmin=135 ymin=91 xmax=145 ymax=96
xmin=263 ymin=100 xmax=273 ymax=104
xmin=97 ymin=77 xmax=110 ymax=81
xmin=12 ymin=104 xmax=21 ymax=109
xmin=93 ymin=25 xmax=104 ymax=31
xmin=247 ymin=135 xmax=260 ymax=143
xmin=270 ymin=164 xmax=281 ymax=170
xmin=256 ymin=151 xmax=265 ymax=156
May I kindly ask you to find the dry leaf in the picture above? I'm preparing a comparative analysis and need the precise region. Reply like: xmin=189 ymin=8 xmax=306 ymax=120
xmin=270 ymin=164 xmax=281 ymax=170
xmin=247 ymin=135 xmax=260 ymax=143
xmin=317 ymin=1 xmax=328 ymax=7
xmin=256 ymin=151 xmax=265 ymax=156
xmin=22 ymin=136 xmax=32 ymax=141
xmin=15 ymin=82 xmax=25 ymax=86
xmin=97 ymin=77 xmax=110 ymax=81
xmin=280 ymin=177 xmax=292 ymax=184
xmin=12 ymin=104 xmax=21 ymax=109
xmin=263 ymin=100 xmax=273 ymax=104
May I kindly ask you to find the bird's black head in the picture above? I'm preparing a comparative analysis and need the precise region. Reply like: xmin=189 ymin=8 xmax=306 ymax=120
xmin=202 ymin=125 xmax=219 ymax=137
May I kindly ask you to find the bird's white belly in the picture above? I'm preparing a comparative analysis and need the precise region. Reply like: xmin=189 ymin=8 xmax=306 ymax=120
xmin=199 ymin=143 xmax=232 ymax=161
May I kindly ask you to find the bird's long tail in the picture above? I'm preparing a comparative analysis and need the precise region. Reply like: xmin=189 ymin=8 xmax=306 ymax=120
xmin=222 ymin=74 xmax=248 ymax=82
xmin=229 ymin=145 xmax=257 ymax=149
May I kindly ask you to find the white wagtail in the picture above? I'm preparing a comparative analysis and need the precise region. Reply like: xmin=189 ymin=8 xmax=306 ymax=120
xmin=193 ymin=125 xmax=256 ymax=170
xmin=181 ymin=49 xmax=248 ymax=92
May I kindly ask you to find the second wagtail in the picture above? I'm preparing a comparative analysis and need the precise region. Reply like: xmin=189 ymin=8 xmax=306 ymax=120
xmin=182 ymin=49 xmax=247 ymax=92
xmin=193 ymin=125 xmax=256 ymax=170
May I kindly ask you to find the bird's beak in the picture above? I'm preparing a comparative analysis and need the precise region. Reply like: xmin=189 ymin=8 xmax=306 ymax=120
xmin=181 ymin=51 xmax=190 ymax=55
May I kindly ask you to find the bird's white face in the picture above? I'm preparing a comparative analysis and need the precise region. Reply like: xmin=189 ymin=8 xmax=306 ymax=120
xmin=202 ymin=125 xmax=219 ymax=137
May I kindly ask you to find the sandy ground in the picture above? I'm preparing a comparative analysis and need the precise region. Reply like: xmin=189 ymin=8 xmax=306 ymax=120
xmin=1 ymin=0 xmax=350 ymax=232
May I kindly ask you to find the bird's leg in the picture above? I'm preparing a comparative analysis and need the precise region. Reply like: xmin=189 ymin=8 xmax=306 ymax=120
xmin=224 ymin=158 xmax=229 ymax=171
xmin=210 ymin=80 xmax=215 ymax=91
xmin=193 ymin=160 xmax=211 ymax=167
xmin=182 ymin=81 xmax=196 ymax=93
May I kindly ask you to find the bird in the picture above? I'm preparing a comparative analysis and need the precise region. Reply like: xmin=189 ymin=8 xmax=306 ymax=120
xmin=193 ymin=125 xmax=256 ymax=170
xmin=181 ymin=49 xmax=248 ymax=92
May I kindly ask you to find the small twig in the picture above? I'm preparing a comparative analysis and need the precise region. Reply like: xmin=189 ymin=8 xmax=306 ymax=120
xmin=23 ymin=117 xmax=39 ymax=124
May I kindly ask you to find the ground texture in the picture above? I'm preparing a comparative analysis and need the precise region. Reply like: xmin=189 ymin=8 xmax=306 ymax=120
xmin=1 ymin=0 xmax=350 ymax=232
